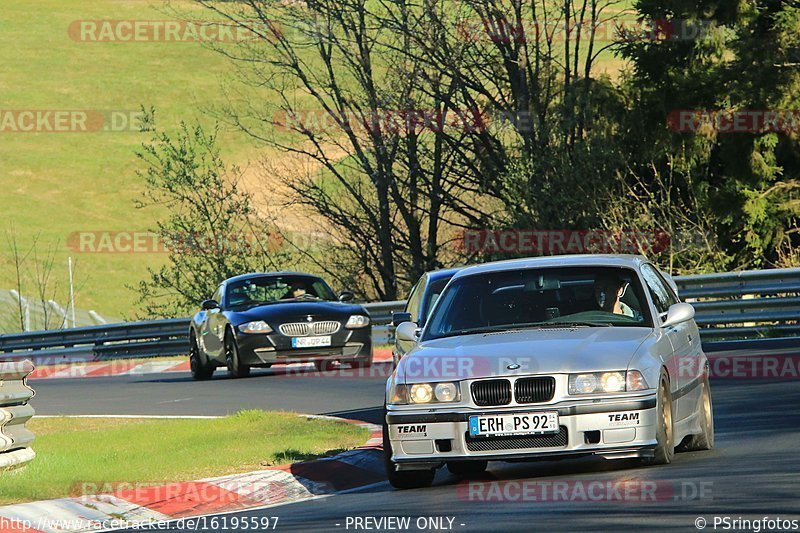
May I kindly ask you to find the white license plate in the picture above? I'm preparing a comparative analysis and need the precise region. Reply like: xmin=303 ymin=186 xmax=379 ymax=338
xmin=292 ymin=336 xmax=331 ymax=348
xmin=469 ymin=412 xmax=559 ymax=437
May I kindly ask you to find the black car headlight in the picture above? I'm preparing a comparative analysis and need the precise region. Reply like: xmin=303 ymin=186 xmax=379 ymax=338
xmin=345 ymin=315 xmax=370 ymax=329
xmin=237 ymin=321 xmax=273 ymax=334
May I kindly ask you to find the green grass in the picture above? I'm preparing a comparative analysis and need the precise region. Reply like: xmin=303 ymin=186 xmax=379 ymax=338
xmin=0 ymin=0 xmax=635 ymax=322
xmin=0 ymin=0 xmax=260 ymax=320
xmin=0 ymin=411 xmax=368 ymax=505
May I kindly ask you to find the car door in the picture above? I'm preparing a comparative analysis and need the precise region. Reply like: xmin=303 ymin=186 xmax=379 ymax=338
xmin=395 ymin=275 xmax=427 ymax=359
xmin=658 ymin=267 xmax=705 ymax=417
xmin=641 ymin=264 xmax=694 ymax=419
xmin=201 ymin=284 xmax=226 ymax=360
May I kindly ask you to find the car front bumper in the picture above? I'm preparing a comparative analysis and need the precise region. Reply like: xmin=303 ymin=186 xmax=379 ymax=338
xmin=386 ymin=395 xmax=658 ymax=469
xmin=235 ymin=327 xmax=372 ymax=365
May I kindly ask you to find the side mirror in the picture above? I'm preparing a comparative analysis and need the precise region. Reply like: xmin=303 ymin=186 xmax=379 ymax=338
xmin=201 ymin=299 xmax=220 ymax=310
xmin=338 ymin=291 xmax=354 ymax=302
xmin=392 ymin=312 xmax=412 ymax=328
xmin=395 ymin=321 xmax=421 ymax=343
xmin=661 ymin=303 xmax=695 ymax=329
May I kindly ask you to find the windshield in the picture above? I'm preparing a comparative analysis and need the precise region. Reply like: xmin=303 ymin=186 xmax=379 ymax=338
xmin=225 ymin=275 xmax=336 ymax=308
xmin=423 ymin=266 xmax=652 ymax=340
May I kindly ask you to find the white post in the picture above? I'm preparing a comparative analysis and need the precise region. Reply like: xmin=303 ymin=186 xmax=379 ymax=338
xmin=68 ymin=257 xmax=76 ymax=328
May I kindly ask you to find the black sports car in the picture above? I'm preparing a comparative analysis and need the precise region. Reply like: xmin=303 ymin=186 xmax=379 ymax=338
xmin=189 ymin=272 xmax=372 ymax=380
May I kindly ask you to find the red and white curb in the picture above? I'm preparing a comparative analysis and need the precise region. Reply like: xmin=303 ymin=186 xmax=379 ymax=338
xmin=28 ymin=349 xmax=393 ymax=381
xmin=0 ymin=418 xmax=384 ymax=533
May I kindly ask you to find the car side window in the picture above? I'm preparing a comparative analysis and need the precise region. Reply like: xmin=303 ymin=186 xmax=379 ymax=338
xmin=657 ymin=270 xmax=681 ymax=305
xmin=213 ymin=286 xmax=224 ymax=307
xmin=641 ymin=264 xmax=672 ymax=317
xmin=405 ymin=276 xmax=426 ymax=323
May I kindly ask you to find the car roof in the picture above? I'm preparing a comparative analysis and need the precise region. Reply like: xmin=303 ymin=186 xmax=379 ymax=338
xmin=426 ymin=267 xmax=462 ymax=282
xmin=224 ymin=272 xmax=323 ymax=284
xmin=452 ymin=254 xmax=648 ymax=280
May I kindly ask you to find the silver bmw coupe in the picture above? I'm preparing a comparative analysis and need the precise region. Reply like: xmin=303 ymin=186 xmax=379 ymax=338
xmin=384 ymin=255 xmax=714 ymax=489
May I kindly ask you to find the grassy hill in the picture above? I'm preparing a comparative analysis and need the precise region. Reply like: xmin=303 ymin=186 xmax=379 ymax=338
xmin=0 ymin=0 xmax=633 ymax=325
xmin=0 ymin=0 xmax=261 ymax=320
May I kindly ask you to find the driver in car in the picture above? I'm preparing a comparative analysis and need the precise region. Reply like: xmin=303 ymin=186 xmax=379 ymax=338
xmin=594 ymin=274 xmax=635 ymax=318
xmin=282 ymin=282 xmax=308 ymax=300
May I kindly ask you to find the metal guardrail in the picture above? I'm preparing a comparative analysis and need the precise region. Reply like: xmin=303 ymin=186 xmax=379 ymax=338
xmin=675 ymin=268 xmax=800 ymax=352
xmin=0 ymin=304 xmax=405 ymax=365
xmin=0 ymin=360 xmax=36 ymax=470
xmin=0 ymin=269 xmax=797 ymax=362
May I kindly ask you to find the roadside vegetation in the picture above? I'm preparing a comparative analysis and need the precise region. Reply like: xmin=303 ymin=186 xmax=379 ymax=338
xmin=2 ymin=0 xmax=798 ymax=322
xmin=0 ymin=411 xmax=368 ymax=505
xmin=136 ymin=0 xmax=799 ymax=316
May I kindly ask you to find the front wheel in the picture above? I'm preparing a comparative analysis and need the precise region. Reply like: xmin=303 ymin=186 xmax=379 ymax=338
xmin=314 ymin=360 xmax=337 ymax=372
xmin=189 ymin=332 xmax=214 ymax=381
xmin=642 ymin=374 xmax=675 ymax=466
xmin=682 ymin=375 xmax=714 ymax=451
xmin=351 ymin=356 xmax=372 ymax=369
xmin=225 ymin=331 xmax=251 ymax=378
xmin=383 ymin=417 xmax=435 ymax=489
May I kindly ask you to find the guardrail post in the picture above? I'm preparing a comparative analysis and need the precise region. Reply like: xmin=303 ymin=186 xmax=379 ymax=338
xmin=0 ymin=360 xmax=36 ymax=471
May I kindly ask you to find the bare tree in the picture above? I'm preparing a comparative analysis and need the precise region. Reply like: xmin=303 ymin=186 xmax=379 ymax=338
xmin=5 ymin=227 xmax=36 ymax=331
xmin=133 ymin=118 xmax=288 ymax=318
xmin=192 ymin=0 xmax=501 ymax=299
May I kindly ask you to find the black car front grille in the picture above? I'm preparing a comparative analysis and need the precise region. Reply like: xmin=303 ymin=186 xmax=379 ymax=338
xmin=465 ymin=426 xmax=568 ymax=451
xmin=514 ymin=376 xmax=556 ymax=404
xmin=471 ymin=379 xmax=512 ymax=406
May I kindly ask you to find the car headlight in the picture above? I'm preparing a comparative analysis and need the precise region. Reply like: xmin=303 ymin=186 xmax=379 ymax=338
xmin=237 ymin=321 xmax=273 ymax=334
xmin=345 ymin=315 xmax=370 ymax=328
xmin=388 ymin=382 xmax=461 ymax=405
xmin=569 ymin=371 xmax=649 ymax=394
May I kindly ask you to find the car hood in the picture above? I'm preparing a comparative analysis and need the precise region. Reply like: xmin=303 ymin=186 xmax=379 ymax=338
xmin=227 ymin=301 xmax=366 ymax=324
xmin=397 ymin=327 xmax=654 ymax=382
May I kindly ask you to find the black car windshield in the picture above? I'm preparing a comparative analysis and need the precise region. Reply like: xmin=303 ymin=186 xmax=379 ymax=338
xmin=423 ymin=266 xmax=652 ymax=340
xmin=226 ymin=275 xmax=337 ymax=308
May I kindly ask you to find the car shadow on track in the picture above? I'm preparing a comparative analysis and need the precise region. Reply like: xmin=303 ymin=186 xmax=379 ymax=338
xmin=135 ymin=362 xmax=394 ymax=384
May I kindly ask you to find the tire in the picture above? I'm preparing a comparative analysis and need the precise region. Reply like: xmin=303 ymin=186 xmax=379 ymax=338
xmin=314 ymin=360 xmax=337 ymax=372
xmin=383 ymin=416 xmax=435 ymax=489
xmin=189 ymin=331 xmax=214 ymax=381
xmin=351 ymin=356 xmax=372 ymax=369
xmin=682 ymin=375 xmax=714 ymax=451
xmin=447 ymin=460 xmax=488 ymax=478
xmin=643 ymin=374 xmax=675 ymax=466
xmin=225 ymin=330 xmax=251 ymax=378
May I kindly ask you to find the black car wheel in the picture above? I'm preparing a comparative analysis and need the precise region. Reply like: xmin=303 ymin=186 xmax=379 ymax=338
xmin=189 ymin=331 xmax=214 ymax=381
xmin=351 ymin=356 xmax=372 ymax=369
xmin=314 ymin=360 xmax=337 ymax=372
xmin=225 ymin=330 xmax=251 ymax=378
xmin=383 ymin=412 xmax=435 ymax=489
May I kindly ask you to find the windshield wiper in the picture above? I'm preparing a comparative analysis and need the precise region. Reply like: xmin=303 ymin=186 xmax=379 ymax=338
xmin=538 ymin=321 xmax=614 ymax=328
xmin=438 ymin=325 xmax=521 ymax=338
xmin=289 ymin=294 xmax=321 ymax=301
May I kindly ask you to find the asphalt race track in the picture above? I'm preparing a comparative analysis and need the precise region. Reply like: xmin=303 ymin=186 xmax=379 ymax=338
xmin=31 ymin=364 xmax=800 ymax=532
xmin=31 ymin=364 xmax=390 ymax=423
